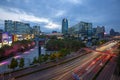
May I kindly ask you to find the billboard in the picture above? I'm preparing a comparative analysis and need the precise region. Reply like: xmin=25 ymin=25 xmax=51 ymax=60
xmin=2 ymin=33 xmax=9 ymax=45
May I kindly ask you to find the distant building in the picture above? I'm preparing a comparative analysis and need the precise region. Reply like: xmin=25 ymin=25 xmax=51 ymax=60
xmin=5 ymin=20 xmax=14 ymax=34
xmin=52 ymin=31 xmax=57 ymax=33
xmin=47 ymin=33 xmax=63 ymax=39
xmin=110 ymin=28 xmax=120 ymax=36
xmin=33 ymin=25 xmax=40 ymax=36
xmin=110 ymin=28 xmax=115 ymax=36
xmin=95 ymin=26 xmax=105 ymax=38
xmin=69 ymin=21 xmax=92 ymax=37
xmin=0 ymin=32 xmax=13 ymax=48
xmin=4 ymin=20 xmax=34 ymax=42
xmin=0 ymin=29 xmax=3 ymax=33
xmin=62 ymin=18 xmax=68 ymax=35
xmin=92 ymin=28 xmax=97 ymax=36
xmin=5 ymin=20 xmax=32 ymax=34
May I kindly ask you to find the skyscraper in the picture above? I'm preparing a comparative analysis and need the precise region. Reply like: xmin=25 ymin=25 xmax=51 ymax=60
xmin=4 ymin=20 xmax=32 ymax=34
xmin=68 ymin=21 xmax=92 ymax=37
xmin=110 ymin=28 xmax=115 ymax=36
xmin=33 ymin=25 xmax=40 ymax=36
xmin=5 ymin=20 xmax=14 ymax=34
xmin=96 ymin=26 xmax=105 ymax=38
xmin=62 ymin=18 xmax=68 ymax=35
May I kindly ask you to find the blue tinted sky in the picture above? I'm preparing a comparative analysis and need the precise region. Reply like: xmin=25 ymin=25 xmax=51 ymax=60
xmin=0 ymin=0 xmax=120 ymax=33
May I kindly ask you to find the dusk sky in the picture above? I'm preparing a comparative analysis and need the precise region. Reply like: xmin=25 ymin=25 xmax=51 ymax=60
xmin=0 ymin=0 xmax=120 ymax=33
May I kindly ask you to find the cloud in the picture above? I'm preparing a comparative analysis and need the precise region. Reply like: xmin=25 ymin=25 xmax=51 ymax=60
xmin=69 ymin=0 xmax=82 ymax=4
xmin=6 ymin=0 xmax=11 ymax=2
xmin=55 ymin=10 xmax=66 ymax=17
xmin=60 ymin=0 xmax=83 ymax=4
xmin=0 ymin=7 xmax=60 ymax=29
xmin=24 ymin=0 xmax=29 ymax=3
xmin=44 ymin=22 xmax=60 ymax=29
xmin=0 ymin=0 xmax=120 ymax=33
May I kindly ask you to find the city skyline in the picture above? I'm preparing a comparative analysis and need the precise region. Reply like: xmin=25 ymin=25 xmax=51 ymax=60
xmin=0 ymin=0 xmax=120 ymax=33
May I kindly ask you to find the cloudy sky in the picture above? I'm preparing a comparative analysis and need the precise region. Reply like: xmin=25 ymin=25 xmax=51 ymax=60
xmin=0 ymin=0 xmax=120 ymax=33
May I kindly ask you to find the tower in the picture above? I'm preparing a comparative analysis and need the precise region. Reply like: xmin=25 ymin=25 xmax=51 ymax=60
xmin=62 ymin=18 xmax=68 ymax=35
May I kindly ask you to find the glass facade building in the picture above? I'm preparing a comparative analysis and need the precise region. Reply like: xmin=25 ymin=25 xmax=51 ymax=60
xmin=33 ymin=25 xmax=40 ymax=36
xmin=5 ymin=20 xmax=14 ymax=34
xmin=62 ymin=18 xmax=68 ymax=35
xmin=69 ymin=21 xmax=93 ymax=37
xmin=5 ymin=20 xmax=32 ymax=34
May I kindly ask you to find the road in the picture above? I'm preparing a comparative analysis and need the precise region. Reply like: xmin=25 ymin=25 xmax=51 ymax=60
xmin=53 ymin=41 xmax=118 ymax=80
xmin=96 ymin=56 xmax=117 ymax=80
xmin=0 ymin=41 xmax=117 ymax=80
xmin=16 ymin=52 xmax=100 ymax=80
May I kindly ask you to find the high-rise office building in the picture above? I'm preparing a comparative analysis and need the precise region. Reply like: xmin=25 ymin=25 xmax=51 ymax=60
xmin=96 ymin=26 xmax=105 ymax=38
xmin=62 ymin=18 xmax=68 ymax=35
xmin=80 ymin=21 xmax=92 ymax=37
xmin=33 ymin=25 xmax=40 ymax=36
xmin=69 ymin=21 xmax=92 ymax=37
xmin=0 ymin=29 xmax=3 ymax=33
xmin=5 ymin=20 xmax=14 ymax=34
xmin=5 ymin=20 xmax=32 ymax=34
xmin=14 ymin=21 xmax=32 ymax=34
xmin=110 ymin=28 xmax=120 ymax=36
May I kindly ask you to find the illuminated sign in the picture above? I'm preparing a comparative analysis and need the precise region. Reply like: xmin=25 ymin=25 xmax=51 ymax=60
xmin=2 ymin=33 xmax=9 ymax=45
xmin=2 ymin=33 xmax=8 ymax=39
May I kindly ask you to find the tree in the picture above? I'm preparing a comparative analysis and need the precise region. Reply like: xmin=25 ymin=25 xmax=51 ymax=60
xmin=38 ymin=35 xmax=46 ymax=38
xmin=50 ymin=36 xmax=57 ymax=39
xmin=55 ymin=52 xmax=63 ymax=60
xmin=32 ymin=57 xmax=38 ymax=64
xmin=8 ymin=58 xmax=18 ymax=70
xmin=59 ymin=49 xmax=70 ymax=57
xmin=38 ymin=56 xmax=43 ymax=64
xmin=46 ymin=39 xmax=85 ymax=52
xmin=43 ymin=54 xmax=49 ymax=62
xmin=19 ymin=58 xmax=24 ymax=68
xmin=50 ymin=53 xmax=56 ymax=61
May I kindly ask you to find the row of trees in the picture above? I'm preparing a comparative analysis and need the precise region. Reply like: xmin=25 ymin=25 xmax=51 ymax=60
xmin=8 ymin=58 xmax=24 ymax=70
xmin=32 ymin=49 xmax=70 ymax=64
xmin=92 ymin=39 xmax=108 ymax=46
xmin=8 ymin=48 xmax=70 ymax=70
xmin=46 ymin=39 xmax=85 ymax=51
xmin=12 ymin=40 xmax=36 ymax=52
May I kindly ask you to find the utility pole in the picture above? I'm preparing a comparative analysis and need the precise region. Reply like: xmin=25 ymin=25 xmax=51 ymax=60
xmin=38 ymin=40 xmax=41 ymax=56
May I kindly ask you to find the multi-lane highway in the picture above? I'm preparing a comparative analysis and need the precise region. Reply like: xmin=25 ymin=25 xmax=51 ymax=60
xmin=16 ymin=52 xmax=100 ymax=80
xmin=52 ymin=41 xmax=117 ymax=80
xmin=15 ymin=41 xmax=118 ymax=80
xmin=72 ymin=54 xmax=110 ymax=80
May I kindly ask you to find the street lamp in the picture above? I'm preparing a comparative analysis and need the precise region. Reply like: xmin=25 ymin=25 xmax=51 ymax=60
xmin=38 ymin=41 xmax=41 ymax=56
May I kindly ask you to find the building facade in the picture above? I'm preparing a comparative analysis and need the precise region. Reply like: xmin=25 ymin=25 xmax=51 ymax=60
xmin=69 ymin=21 xmax=93 ymax=37
xmin=33 ymin=25 xmax=40 ymax=36
xmin=0 ymin=32 xmax=13 ymax=48
xmin=5 ymin=20 xmax=32 ymax=35
xmin=96 ymin=26 xmax=105 ymax=38
xmin=62 ymin=18 xmax=68 ymax=35
xmin=5 ymin=20 xmax=14 ymax=34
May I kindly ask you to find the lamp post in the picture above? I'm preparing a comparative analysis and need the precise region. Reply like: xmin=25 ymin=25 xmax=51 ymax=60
xmin=38 ymin=40 xmax=41 ymax=57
